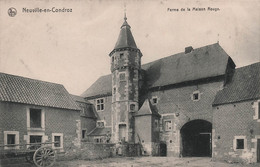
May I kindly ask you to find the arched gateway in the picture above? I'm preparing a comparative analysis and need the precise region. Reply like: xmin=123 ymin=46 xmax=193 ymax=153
xmin=180 ymin=119 xmax=212 ymax=157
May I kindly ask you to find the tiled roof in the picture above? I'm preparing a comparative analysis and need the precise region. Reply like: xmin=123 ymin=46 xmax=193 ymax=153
xmin=88 ymin=127 xmax=111 ymax=136
xmin=135 ymin=99 xmax=161 ymax=117
xmin=81 ymin=74 xmax=112 ymax=98
xmin=82 ymin=43 xmax=231 ymax=98
xmin=213 ymin=62 xmax=260 ymax=106
xmin=0 ymin=73 xmax=80 ymax=110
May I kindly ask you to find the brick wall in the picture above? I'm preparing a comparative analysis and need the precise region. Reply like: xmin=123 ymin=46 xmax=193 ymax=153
xmin=0 ymin=101 xmax=80 ymax=153
xmin=213 ymin=100 xmax=260 ymax=163
xmin=148 ymin=81 xmax=223 ymax=156
xmin=88 ymin=96 xmax=112 ymax=126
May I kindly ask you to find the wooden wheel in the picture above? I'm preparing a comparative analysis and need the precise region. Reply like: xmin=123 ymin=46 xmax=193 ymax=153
xmin=33 ymin=146 xmax=56 ymax=167
xmin=25 ymin=144 xmax=41 ymax=164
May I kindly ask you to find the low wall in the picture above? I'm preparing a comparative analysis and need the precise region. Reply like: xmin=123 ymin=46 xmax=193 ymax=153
xmin=58 ymin=142 xmax=141 ymax=161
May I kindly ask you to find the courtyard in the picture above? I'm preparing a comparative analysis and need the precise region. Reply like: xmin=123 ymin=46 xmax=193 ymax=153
xmin=2 ymin=157 xmax=259 ymax=167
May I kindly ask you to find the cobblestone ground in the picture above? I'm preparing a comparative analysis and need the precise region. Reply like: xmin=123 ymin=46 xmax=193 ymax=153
xmin=1 ymin=157 xmax=259 ymax=167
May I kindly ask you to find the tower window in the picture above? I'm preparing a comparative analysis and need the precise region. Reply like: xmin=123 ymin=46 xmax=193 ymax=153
xmin=120 ymin=53 xmax=124 ymax=59
xmin=96 ymin=98 xmax=104 ymax=111
xmin=258 ymin=102 xmax=260 ymax=119
xmin=164 ymin=120 xmax=172 ymax=131
xmin=119 ymin=73 xmax=126 ymax=81
xmin=112 ymin=56 xmax=114 ymax=62
xmin=130 ymin=104 xmax=135 ymax=111
xmin=113 ymin=87 xmax=116 ymax=94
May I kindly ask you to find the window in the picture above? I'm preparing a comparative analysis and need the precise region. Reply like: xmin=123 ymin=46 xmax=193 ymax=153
xmin=7 ymin=134 xmax=15 ymax=145
xmin=112 ymin=56 xmax=114 ymax=62
xmin=119 ymin=73 xmax=126 ymax=81
xmin=258 ymin=102 xmax=260 ymax=119
xmin=253 ymin=100 xmax=260 ymax=121
xmin=52 ymin=133 xmax=63 ymax=150
xmin=191 ymin=91 xmax=201 ymax=101
xmin=96 ymin=98 xmax=104 ymax=111
xmin=113 ymin=87 xmax=116 ymax=94
xmin=193 ymin=93 xmax=199 ymax=100
xmin=233 ymin=136 xmax=246 ymax=151
xmin=97 ymin=121 xmax=105 ymax=128
xmin=95 ymin=137 xmax=103 ymax=143
xmin=151 ymin=97 xmax=158 ymax=105
xmin=30 ymin=135 xmax=42 ymax=144
xmin=120 ymin=53 xmax=124 ymax=59
xmin=82 ymin=130 xmax=86 ymax=139
xmin=54 ymin=136 xmax=61 ymax=147
xmin=4 ymin=131 xmax=19 ymax=150
xmin=30 ymin=109 xmax=41 ymax=128
xmin=236 ymin=139 xmax=244 ymax=149
xmin=130 ymin=104 xmax=135 ymax=112
xmin=164 ymin=120 xmax=172 ymax=131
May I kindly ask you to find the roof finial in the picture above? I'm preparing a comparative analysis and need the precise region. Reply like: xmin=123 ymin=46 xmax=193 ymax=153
xmin=124 ymin=2 xmax=127 ymax=21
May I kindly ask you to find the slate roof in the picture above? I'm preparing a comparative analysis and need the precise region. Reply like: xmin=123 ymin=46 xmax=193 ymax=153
xmin=81 ymin=74 xmax=112 ymax=98
xmin=82 ymin=43 xmax=231 ymax=98
xmin=113 ymin=18 xmax=137 ymax=50
xmin=142 ymin=43 xmax=230 ymax=88
xmin=0 ymin=73 xmax=80 ymax=110
xmin=70 ymin=94 xmax=97 ymax=118
xmin=88 ymin=127 xmax=111 ymax=136
xmin=135 ymin=99 xmax=161 ymax=117
xmin=213 ymin=62 xmax=260 ymax=106
xmin=70 ymin=94 xmax=91 ymax=104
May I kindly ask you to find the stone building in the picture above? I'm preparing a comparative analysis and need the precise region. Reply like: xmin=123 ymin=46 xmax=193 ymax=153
xmin=82 ymin=16 xmax=260 ymax=163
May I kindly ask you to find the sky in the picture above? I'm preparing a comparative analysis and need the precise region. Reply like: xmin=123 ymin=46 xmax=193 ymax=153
xmin=0 ymin=0 xmax=259 ymax=95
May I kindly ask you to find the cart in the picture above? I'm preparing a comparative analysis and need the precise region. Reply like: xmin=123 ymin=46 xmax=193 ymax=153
xmin=0 ymin=142 xmax=57 ymax=167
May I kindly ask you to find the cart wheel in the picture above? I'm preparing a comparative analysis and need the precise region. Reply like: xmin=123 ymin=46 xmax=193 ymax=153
xmin=33 ymin=146 xmax=56 ymax=167
xmin=25 ymin=144 xmax=41 ymax=164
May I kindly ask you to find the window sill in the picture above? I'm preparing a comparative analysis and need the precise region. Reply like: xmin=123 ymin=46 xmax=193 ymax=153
xmin=27 ymin=127 xmax=45 ymax=131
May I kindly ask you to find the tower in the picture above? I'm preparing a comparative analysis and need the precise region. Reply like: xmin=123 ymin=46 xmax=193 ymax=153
xmin=109 ymin=15 xmax=142 ymax=143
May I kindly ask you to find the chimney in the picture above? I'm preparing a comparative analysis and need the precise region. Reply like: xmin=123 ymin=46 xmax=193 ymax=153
xmin=185 ymin=46 xmax=193 ymax=54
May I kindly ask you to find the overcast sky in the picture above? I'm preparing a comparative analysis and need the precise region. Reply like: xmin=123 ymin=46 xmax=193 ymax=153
xmin=0 ymin=0 xmax=259 ymax=95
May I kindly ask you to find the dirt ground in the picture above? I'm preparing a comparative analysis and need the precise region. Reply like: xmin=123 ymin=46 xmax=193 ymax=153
xmin=2 ymin=157 xmax=259 ymax=167
xmin=56 ymin=157 xmax=258 ymax=167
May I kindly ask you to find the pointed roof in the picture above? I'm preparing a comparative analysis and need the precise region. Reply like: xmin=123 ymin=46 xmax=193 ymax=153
xmin=135 ymin=99 xmax=161 ymax=117
xmin=113 ymin=16 xmax=137 ymax=50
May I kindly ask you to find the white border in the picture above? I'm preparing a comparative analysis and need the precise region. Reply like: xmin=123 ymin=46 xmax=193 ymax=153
xmin=4 ymin=131 xmax=19 ymax=150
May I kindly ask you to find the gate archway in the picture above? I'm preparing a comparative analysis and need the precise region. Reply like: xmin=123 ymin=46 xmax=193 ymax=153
xmin=180 ymin=119 xmax=212 ymax=157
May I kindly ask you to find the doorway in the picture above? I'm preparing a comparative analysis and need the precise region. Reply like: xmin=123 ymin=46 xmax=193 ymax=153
xmin=180 ymin=119 xmax=212 ymax=157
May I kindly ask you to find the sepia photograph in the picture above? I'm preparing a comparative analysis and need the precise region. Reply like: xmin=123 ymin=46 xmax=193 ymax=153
xmin=0 ymin=0 xmax=259 ymax=166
